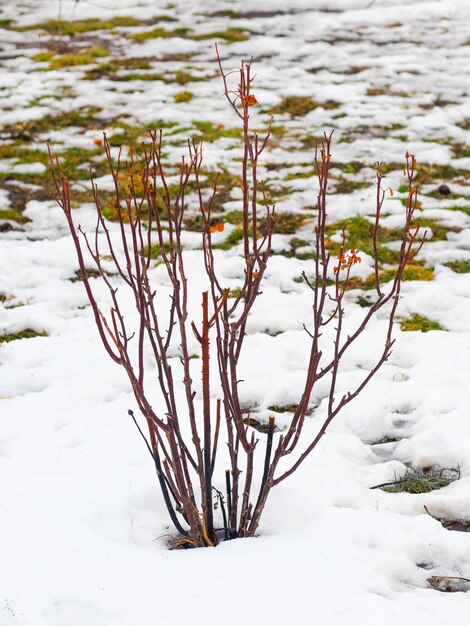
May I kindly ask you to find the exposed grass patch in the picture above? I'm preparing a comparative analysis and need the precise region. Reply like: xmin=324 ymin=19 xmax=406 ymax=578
xmin=213 ymin=227 xmax=244 ymax=250
xmin=192 ymin=27 xmax=249 ymax=43
xmin=198 ymin=169 xmax=238 ymax=210
xmin=173 ymin=70 xmax=205 ymax=85
xmin=417 ymin=162 xmax=469 ymax=184
xmin=450 ymin=143 xmax=470 ymax=159
xmin=284 ymin=168 xmax=315 ymax=181
xmin=0 ymin=142 xmax=106 ymax=193
xmin=331 ymin=177 xmax=370 ymax=194
xmin=272 ymin=213 xmax=306 ymax=234
xmin=280 ymin=237 xmax=314 ymax=261
xmin=145 ymin=242 xmax=172 ymax=259
xmin=35 ymin=46 xmax=110 ymax=70
xmin=56 ymin=146 xmax=106 ymax=179
xmin=0 ymin=182 xmax=50 ymax=212
xmin=376 ymin=161 xmax=407 ymax=176
xmin=267 ymin=404 xmax=299 ymax=413
xmin=335 ymin=161 xmax=366 ymax=175
xmin=415 ymin=218 xmax=460 ymax=241
xmin=70 ymin=267 xmax=117 ymax=282
xmin=242 ymin=417 xmax=272 ymax=433
xmin=69 ymin=268 xmax=101 ymax=282
xmin=182 ymin=214 xmax=205 ymax=232
xmin=84 ymin=58 xmax=152 ymax=79
xmin=222 ymin=210 xmax=306 ymax=235
xmin=183 ymin=209 xmax=304 ymax=239
xmin=356 ymin=294 xmax=374 ymax=308
xmin=0 ymin=208 xmax=30 ymax=224
xmin=19 ymin=16 xmax=144 ymax=36
xmin=174 ymin=90 xmax=193 ymax=103
xmin=364 ymin=265 xmax=434 ymax=288
xmin=105 ymin=69 xmax=205 ymax=84
xmin=0 ymin=142 xmax=49 ymax=165
xmin=130 ymin=26 xmax=190 ymax=42
xmin=207 ymin=10 xmax=242 ymax=18
xmin=440 ymin=204 xmax=470 ymax=216
xmin=325 ymin=216 xmax=403 ymax=262
xmin=0 ymin=170 xmax=49 ymax=189
xmin=445 ymin=259 xmax=470 ymax=273
xmin=192 ymin=121 xmax=243 ymax=142
xmin=0 ymin=329 xmax=46 ymax=343
xmin=228 ymin=288 xmax=242 ymax=299
xmin=269 ymin=96 xmax=339 ymax=117
xmin=131 ymin=25 xmax=248 ymax=43
xmin=106 ymin=120 xmax=177 ymax=147
xmin=400 ymin=314 xmax=443 ymax=332
xmin=326 ymin=216 xmax=450 ymax=264
xmin=372 ymin=467 xmax=459 ymax=494
xmin=4 ymin=107 xmax=103 ymax=137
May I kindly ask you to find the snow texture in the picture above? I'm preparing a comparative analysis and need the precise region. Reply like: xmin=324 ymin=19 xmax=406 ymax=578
xmin=1 ymin=0 xmax=470 ymax=624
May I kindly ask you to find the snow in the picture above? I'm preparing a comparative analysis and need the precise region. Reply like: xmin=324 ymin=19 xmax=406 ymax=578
xmin=1 ymin=0 xmax=470 ymax=624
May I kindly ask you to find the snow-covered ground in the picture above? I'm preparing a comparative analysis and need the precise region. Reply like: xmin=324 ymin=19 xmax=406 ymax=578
xmin=1 ymin=1 xmax=470 ymax=624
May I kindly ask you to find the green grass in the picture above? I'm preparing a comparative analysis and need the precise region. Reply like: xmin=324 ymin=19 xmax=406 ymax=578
xmin=0 ymin=329 xmax=46 ymax=343
xmin=5 ymin=107 xmax=103 ymax=135
xmin=445 ymin=259 xmax=470 ymax=273
xmin=34 ymin=46 xmax=110 ymax=70
xmin=68 ymin=268 xmax=116 ymax=282
xmin=220 ymin=210 xmax=306 ymax=235
xmin=19 ymin=16 xmax=144 ymax=36
xmin=130 ymin=27 xmax=190 ymax=42
xmin=84 ymin=58 xmax=152 ymax=79
xmin=269 ymin=96 xmax=339 ymax=117
xmin=174 ymin=91 xmax=193 ymax=103
xmin=364 ymin=265 xmax=434 ymax=289
xmin=399 ymin=314 xmax=443 ymax=332
xmin=277 ymin=96 xmax=339 ymax=116
xmin=213 ymin=227 xmax=244 ymax=250
xmin=374 ymin=467 xmax=459 ymax=494
xmin=413 ymin=218 xmax=460 ymax=241
xmin=332 ymin=177 xmax=371 ymax=194
xmin=228 ymin=288 xmax=242 ymax=299
xmin=0 ymin=208 xmax=30 ymax=224
xmin=192 ymin=121 xmax=243 ymax=142
xmin=284 ymin=169 xmax=315 ymax=181
xmin=417 ymin=162 xmax=469 ymax=183
xmin=279 ymin=237 xmax=314 ymax=261
xmin=440 ymin=205 xmax=470 ymax=216
xmin=272 ymin=213 xmax=307 ymax=235
xmin=325 ymin=216 xmax=404 ymax=262
xmin=130 ymin=26 xmax=248 ymax=43
xmin=191 ymin=27 xmax=248 ymax=43
xmin=267 ymin=404 xmax=299 ymax=413
xmin=101 ymin=69 xmax=204 ymax=84
xmin=144 ymin=242 xmax=172 ymax=259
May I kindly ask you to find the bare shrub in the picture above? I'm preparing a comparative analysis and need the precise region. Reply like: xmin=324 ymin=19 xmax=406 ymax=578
xmin=50 ymin=50 xmax=424 ymax=547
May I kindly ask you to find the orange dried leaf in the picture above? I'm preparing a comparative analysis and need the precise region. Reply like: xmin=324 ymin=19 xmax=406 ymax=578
xmin=244 ymin=94 xmax=258 ymax=107
xmin=93 ymin=138 xmax=103 ymax=146
xmin=210 ymin=223 xmax=224 ymax=233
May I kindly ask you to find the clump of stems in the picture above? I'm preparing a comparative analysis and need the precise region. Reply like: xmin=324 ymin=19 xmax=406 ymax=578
xmin=50 ymin=49 xmax=424 ymax=547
